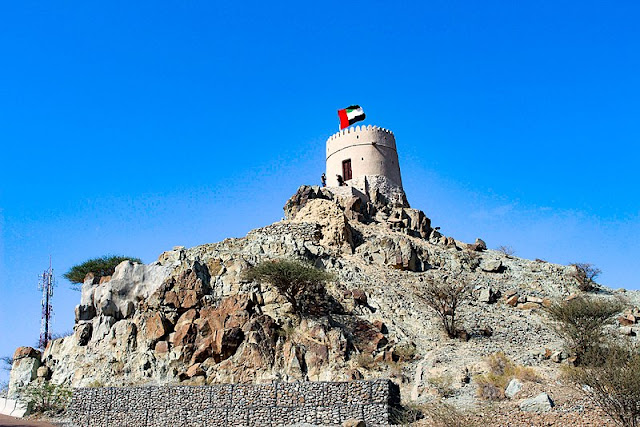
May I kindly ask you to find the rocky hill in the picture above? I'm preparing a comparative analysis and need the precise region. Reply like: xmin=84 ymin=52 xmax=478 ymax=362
xmin=8 ymin=182 xmax=640 ymax=425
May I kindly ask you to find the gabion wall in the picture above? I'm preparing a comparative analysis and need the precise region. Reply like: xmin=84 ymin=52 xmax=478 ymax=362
xmin=69 ymin=379 xmax=394 ymax=426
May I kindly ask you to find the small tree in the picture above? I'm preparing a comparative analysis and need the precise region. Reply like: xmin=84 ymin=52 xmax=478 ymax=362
xmin=242 ymin=259 xmax=334 ymax=318
xmin=64 ymin=255 xmax=142 ymax=289
xmin=570 ymin=262 xmax=601 ymax=291
xmin=496 ymin=245 xmax=515 ymax=256
xmin=568 ymin=343 xmax=640 ymax=427
xmin=546 ymin=296 xmax=622 ymax=365
xmin=416 ymin=277 xmax=470 ymax=338
xmin=1 ymin=356 xmax=13 ymax=371
xmin=19 ymin=381 xmax=72 ymax=414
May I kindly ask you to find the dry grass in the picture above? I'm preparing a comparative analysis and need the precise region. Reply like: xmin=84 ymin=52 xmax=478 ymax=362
xmin=475 ymin=352 xmax=538 ymax=400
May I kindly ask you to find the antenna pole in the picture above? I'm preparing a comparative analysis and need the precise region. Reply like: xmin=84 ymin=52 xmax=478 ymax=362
xmin=38 ymin=257 xmax=54 ymax=349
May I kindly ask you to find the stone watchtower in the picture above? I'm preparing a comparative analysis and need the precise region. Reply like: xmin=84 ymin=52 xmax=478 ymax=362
xmin=326 ymin=125 xmax=407 ymax=205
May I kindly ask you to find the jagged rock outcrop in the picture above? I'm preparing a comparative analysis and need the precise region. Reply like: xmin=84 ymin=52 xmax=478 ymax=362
xmin=10 ymin=184 xmax=640 ymax=422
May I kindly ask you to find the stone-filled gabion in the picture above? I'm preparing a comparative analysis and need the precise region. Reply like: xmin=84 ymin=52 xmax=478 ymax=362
xmin=68 ymin=379 xmax=392 ymax=426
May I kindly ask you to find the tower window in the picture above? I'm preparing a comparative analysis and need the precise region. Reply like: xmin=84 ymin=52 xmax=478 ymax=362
xmin=342 ymin=159 xmax=352 ymax=181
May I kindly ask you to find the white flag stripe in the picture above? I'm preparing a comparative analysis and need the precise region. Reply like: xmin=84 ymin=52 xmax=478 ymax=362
xmin=346 ymin=107 xmax=364 ymax=120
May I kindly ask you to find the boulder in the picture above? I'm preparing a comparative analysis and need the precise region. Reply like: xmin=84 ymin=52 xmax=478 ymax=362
xmin=186 ymin=363 xmax=204 ymax=378
xmin=75 ymin=304 xmax=96 ymax=321
xmin=478 ymin=287 xmax=497 ymax=303
xmin=480 ymin=259 xmax=503 ymax=273
xmin=505 ymin=378 xmax=523 ymax=399
xmin=505 ymin=295 xmax=519 ymax=306
xmin=517 ymin=302 xmax=541 ymax=310
xmin=13 ymin=347 xmax=40 ymax=361
xmin=75 ymin=322 xmax=93 ymax=346
xmin=519 ymin=393 xmax=554 ymax=412
xmin=619 ymin=314 xmax=636 ymax=326
xmin=155 ymin=341 xmax=169 ymax=354
xmin=140 ymin=312 xmax=168 ymax=343
xmin=351 ymin=289 xmax=368 ymax=305
xmin=343 ymin=420 xmax=366 ymax=427
xmin=7 ymin=348 xmax=41 ymax=398
xmin=468 ymin=238 xmax=487 ymax=252
xmin=36 ymin=366 xmax=49 ymax=379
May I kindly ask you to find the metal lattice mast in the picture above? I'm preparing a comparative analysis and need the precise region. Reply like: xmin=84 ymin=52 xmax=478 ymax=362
xmin=38 ymin=257 xmax=54 ymax=349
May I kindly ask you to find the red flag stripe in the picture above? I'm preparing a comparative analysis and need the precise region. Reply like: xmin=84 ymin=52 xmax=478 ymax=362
xmin=338 ymin=109 xmax=350 ymax=129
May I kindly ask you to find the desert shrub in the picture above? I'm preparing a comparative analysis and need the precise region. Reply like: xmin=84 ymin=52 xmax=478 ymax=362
xmin=421 ymin=401 xmax=481 ymax=427
xmin=427 ymin=373 xmax=456 ymax=398
xmin=389 ymin=402 xmax=424 ymax=425
xmin=475 ymin=352 xmax=538 ymax=400
xmin=19 ymin=381 xmax=72 ymax=414
xmin=243 ymin=259 xmax=334 ymax=318
xmin=394 ymin=342 xmax=417 ymax=362
xmin=64 ymin=255 xmax=142 ymax=287
xmin=567 ymin=343 xmax=640 ymax=426
xmin=86 ymin=379 xmax=104 ymax=388
xmin=570 ymin=262 xmax=601 ymax=291
xmin=415 ymin=276 xmax=470 ymax=338
xmin=355 ymin=353 xmax=375 ymax=370
xmin=1 ymin=355 xmax=13 ymax=371
xmin=496 ymin=245 xmax=515 ymax=256
xmin=546 ymin=296 xmax=622 ymax=365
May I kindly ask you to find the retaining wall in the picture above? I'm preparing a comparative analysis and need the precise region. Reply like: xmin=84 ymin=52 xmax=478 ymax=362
xmin=69 ymin=379 xmax=396 ymax=426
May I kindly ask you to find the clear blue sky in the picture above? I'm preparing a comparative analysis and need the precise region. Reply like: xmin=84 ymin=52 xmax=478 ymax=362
xmin=1 ymin=1 xmax=639 ymax=382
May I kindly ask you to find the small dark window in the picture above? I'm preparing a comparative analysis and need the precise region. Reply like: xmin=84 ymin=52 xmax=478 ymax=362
xmin=342 ymin=159 xmax=352 ymax=181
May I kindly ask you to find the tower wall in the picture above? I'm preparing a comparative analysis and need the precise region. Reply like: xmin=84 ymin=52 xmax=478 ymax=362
xmin=326 ymin=125 xmax=403 ymax=188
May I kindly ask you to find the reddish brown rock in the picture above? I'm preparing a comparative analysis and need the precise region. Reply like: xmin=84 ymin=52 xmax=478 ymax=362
xmin=186 ymin=363 xmax=204 ymax=378
xmin=190 ymin=338 xmax=213 ymax=365
xmin=212 ymin=327 xmax=244 ymax=362
xmin=351 ymin=319 xmax=388 ymax=354
xmin=13 ymin=346 xmax=41 ymax=361
xmin=518 ymin=302 xmax=540 ymax=310
xmin=142 ymin=312 xmax=167 ymax=341
xmin=155 ymin=341 xmax=169 ymax=354
xmin=99 ymin=275 xmax=112 ymax=284
xmin=173 ymin=322 xmax=197 ymax=347
xmin=351 ymin=289 xmax=368 ymax=305
xmin=505 ymin=295 xmax=519 ymax=307
xmin=372 ymin=320 xmax=388 ymax=334
xmin=164 ymin=291 xmax=180 ymax=307
xmin=619 ymin=315 xmax=636 ymax=326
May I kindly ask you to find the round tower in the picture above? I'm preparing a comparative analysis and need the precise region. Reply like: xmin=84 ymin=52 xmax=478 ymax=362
xmin=326 ymin=125 xmax=403 ymax=188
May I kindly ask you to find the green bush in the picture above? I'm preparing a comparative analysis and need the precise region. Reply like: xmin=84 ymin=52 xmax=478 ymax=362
xmin=243 ymin=259 xmax=334 ymax=318
xmin=64 ymin=255 xmax=142 ymax=287
xmin=19 ymin=381 xmax=72 ymax=414
xmin=567 ymin=343 xmax=640 ymax=427
xmin=546 ymin=296 xmax=622 ymax=365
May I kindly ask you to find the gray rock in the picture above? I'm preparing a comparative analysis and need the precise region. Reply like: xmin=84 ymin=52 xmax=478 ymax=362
xmin=7 ymin=356 xmax=40 ymax=399
xmin=75 ymin=304 xmax=96 ymax=321
xmin=505 ymin=378 xmax=523 ymax=399
xmin=480 ymin=259 xmax=503 ymax=273
xmin=478 ymin=287 xmax=494 ymax=303
xmin=76 ymin=322 xmax=93 ymax=346
xmin=519 ymin=392 xmax=554 ymax=412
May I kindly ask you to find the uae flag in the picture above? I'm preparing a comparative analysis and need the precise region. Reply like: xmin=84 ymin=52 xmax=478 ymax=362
xmin=338 ymin=105 xmax=366 ymax=129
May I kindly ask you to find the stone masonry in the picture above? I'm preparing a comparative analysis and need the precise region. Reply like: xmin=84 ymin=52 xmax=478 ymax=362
xmin=69 ymin=379 xmax=396 ymax=426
